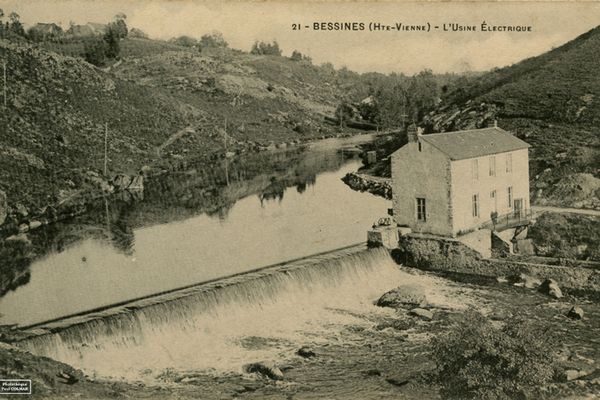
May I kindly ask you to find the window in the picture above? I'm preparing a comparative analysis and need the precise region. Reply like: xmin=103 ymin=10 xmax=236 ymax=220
xmin=508 ymin=186 xmax=513 ymax=208
xmin=472 ymin=194 xmax=480 ymax=218
xmin=416 ymin=198 xmax=427 ymax=222
xmin=471 ymin=159 xmax=479 ymax=180
xmin=506 ymin=153 xmax=512 ymax=173
xmin=490 ymin=190 xmax=497 ymax=212
xmin=489 ymin=155 xmax=496 ymax=176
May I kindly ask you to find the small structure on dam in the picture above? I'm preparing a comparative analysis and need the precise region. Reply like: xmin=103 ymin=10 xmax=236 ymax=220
xmin=386 ymin=123 xmax=532 ymax=257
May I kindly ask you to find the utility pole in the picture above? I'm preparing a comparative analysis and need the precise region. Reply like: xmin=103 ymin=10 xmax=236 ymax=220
xmin=104 ymin=123 xmax=108 ymax=176
xmin=3 ymin=61 xmax=6 ymax=108
xmin=223 ymin=117 xmax=229 ymax=186
xmin=223 ymin=117 xmax=227 ymax=152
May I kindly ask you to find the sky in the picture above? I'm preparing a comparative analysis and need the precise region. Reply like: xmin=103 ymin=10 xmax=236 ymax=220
xmin=2 ymin=1 xmax=600 ymax=74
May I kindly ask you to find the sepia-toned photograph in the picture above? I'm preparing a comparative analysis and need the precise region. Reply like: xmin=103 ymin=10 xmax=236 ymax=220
xmin=0 ymin=1 xmax=599 ymax=398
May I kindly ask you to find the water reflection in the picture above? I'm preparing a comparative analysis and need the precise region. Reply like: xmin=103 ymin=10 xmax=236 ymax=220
xmin=0 ymin=135 xmax=389 ymax=326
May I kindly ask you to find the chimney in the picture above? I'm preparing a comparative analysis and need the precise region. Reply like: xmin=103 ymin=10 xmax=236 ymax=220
xmin=407 ymin=123 xmax=418 ymax=143
xmin=487 ymin=119 xmax=498 ymax=128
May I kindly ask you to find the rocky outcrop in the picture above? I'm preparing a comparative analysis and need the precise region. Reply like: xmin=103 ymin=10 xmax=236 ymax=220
xmin=422 ymin=102 xmax=499 ymax=133
xmin=341 ymin=172 xmax=392 ymax=200
xmin=112 ymin=174 xmax=144 ymax=192
xmin=409 ymin=308 xmax=434 ymax=321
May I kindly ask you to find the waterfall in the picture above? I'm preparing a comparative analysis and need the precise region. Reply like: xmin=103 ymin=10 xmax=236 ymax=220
xmin=17 ymin=245 xmax=417 ymax=380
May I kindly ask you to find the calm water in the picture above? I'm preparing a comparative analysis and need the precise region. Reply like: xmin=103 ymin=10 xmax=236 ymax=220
xmin=0 ymin=136 xmax=390 ymax=327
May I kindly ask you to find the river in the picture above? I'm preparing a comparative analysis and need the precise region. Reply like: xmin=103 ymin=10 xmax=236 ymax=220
xmin=0 ymin=135 xmax=390 ymax=328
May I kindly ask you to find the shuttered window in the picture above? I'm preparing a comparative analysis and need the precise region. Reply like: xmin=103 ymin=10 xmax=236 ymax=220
xmin=416 ymin=198 xmax=427 ymax=222
xmin=472 ymin=194 xmax=480 ymax=217
xmin=489 ymin=156 xmax=496 ymax=176
xmin=506 ymin=153 xmax=513 ymax=173
xmin=471 ymin=159 xmax=479 ymax=180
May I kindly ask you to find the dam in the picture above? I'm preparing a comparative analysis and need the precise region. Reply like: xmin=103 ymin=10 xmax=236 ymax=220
xmin=16 ymin=244 xmax=413 ymax=379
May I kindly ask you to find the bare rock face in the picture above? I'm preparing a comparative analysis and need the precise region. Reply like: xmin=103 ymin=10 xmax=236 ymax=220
xmin=409 ymin=308 xmax=434 ymax=320
xmin=567 ymin=306 xmax=584 ymax=320
xmin=128 ymin=175 xmax=144 ymax=191
xmin=297 ymin=346 xmax=316 ymax=358
xmin=563 ymin=369 xmax=592 ymax=381
xmin=507 ymin=273 xmax=541 ymax=289
xmin=112 ymin=174 xmax=133 ymax=190
xmin=112 ymin=174 xmax=144 ymax=191
xmin=539 ymin=278 xmax=563 ymax=299
xmin=377 ymin=285 xmax=428 ymax=309
xmin=243 ymin=361 xmax=284 ymax=380
xmin=0 ymin=190 xmax=7 ymax=225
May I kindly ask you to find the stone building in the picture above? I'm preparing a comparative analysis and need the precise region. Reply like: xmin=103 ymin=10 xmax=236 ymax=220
xmin=391 ymin=124 xmax=531 ymax=237
xmin=28 ymin=23 xmax=63 ymax=40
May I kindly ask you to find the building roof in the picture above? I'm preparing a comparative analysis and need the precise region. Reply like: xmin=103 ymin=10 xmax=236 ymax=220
xmin=419 ymin=127 xmax=530 ymax=160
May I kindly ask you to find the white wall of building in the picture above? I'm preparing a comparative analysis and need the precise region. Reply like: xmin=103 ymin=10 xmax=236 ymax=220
xmin=450 ymin=148 xmax=530 ymax=234
xmin=391 ymin=139 xmax=453 ymax=236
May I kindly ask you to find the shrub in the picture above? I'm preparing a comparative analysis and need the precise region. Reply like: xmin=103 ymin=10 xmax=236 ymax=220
xmin=169 ymin=35 xmax=199 ymax=48
xmin=83 ymin=38 xmax=108 ymax=66
xmin=103 ymin=26 xmax=120 ymax=59
xmin=250 ymin=40 xmax=282 ymax=56
xmin=432 ymin=311 xmax=558 ymax=400
xmin=200 ymin=32 xmax=228 ymax=48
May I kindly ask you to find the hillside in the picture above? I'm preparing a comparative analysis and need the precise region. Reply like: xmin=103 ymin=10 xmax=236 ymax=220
xmin=366 ymin=26 xmax=600 ymax=209
xmin=0 ymin=36 xmax=356 ymax=229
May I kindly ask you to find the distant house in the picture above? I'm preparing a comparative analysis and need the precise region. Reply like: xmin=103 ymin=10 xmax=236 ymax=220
xmin=29 ymin=23 xmax=63 ymax=39
xmin=67 ymin=22 xmax=107 ymax=37
xmin=87 ymin=23 xmax=108 ymax=35
xmin=391 ymin=124 xmax=531 ymax=237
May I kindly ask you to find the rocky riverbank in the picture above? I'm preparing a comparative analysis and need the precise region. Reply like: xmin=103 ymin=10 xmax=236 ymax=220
xmin=341 ymin=172 xmax=392 ymax=200
xmin=2 ymin=265 xmax=599 ymax=399
xmin=0 ymin=172 xmax=144 ymax=240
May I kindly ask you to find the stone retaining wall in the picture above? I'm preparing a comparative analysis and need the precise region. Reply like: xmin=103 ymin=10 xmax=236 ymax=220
xmin=396 ymin=234 xmax=600 ymax=292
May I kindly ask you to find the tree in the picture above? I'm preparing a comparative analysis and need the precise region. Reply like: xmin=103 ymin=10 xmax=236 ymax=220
xmin=407 ymin=69 xmax=439 ymax=121
xmin=290 ymin=50 xmax=303 ymax=61
xmin=335 ymin=100 xmax=356 ymax=128
xmin=432 ymin=312 xmax=558 ymax=400
xmin=8 ymin=12 xmax=25 ymax=37
xmin=83 ymin=38 xmax=108 ymax=66
xmin=0 ymin=9 xmax=4 ymax=36
xmin=250 ymin=40 xmax=282 ymax=56
xmin=200 ymin=31 xmax=228 ymax=48
xmin=103 ymin=25 xmax=120 ymax=59
xmin=111 ymin=13 xmax=128 ymax=38
xmin=374 ymin=82 xmax=409 ymax=129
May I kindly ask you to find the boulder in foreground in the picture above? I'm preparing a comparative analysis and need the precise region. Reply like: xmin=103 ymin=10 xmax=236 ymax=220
xmin=377 ymin=285 xmax=428 ymax=309
xmin=567 ymin=306 xmax=584 ymax=320
xmin=538 ymin=279 xmax=563 ymax=299
xmin=243 ymin=361 xmax=284 ymax=380
xmin=409 ymin=308 xmax=434 ymax=321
